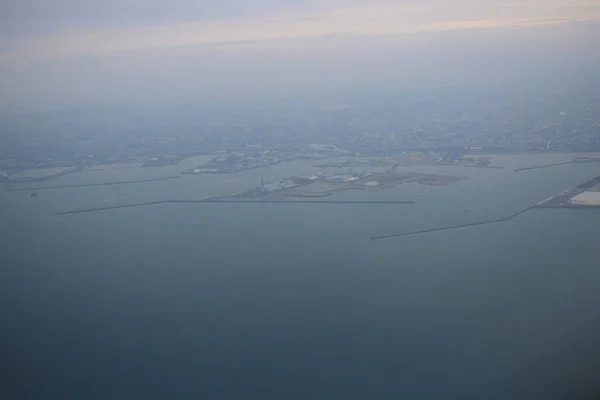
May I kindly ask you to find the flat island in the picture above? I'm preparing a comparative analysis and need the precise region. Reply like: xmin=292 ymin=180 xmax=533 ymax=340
xmin=183 ymin=151 xmax=298 ymax=174
xmin=536 ymin=176 xmax=600 ymax=208
xmin=207 ymin=171 xmax=464 ymax=201
xmin=315 ymin=152 xmax=502 ymax=169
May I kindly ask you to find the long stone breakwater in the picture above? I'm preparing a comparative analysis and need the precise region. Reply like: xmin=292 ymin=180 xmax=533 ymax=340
xmin=370 ymin=207 xmax=533 ymax=240
xmin=515 ymin=158 xmax=600 ymax=172
xmin=8 ymin=176 xmax=180 ymax=191
xmin=55 ymin=199 xmax=415 ymax=215
xmin=514 ymin=161 xmax=573 ymax=172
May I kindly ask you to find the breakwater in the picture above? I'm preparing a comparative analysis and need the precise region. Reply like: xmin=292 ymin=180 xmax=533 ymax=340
xmin=56 ymin=199 xmax=414 ymax=215
xmin=416 ymin=186 xmax=444 ymax=197
xmin=370 ymin=207 xmax=533 ymax=240
xmin=514 ymin=161 xmax=573 ymax=172
xmin=178 ymin=200 xmax=414 ymax=204
xmin=56 ymin=201 xmax=170 ymax=215
xmin=8 ymin=176 xmax=180 ymax=191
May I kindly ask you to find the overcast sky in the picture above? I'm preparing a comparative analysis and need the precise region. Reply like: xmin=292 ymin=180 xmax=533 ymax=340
xmin=1 ymin=0 xmax=599 ymax=110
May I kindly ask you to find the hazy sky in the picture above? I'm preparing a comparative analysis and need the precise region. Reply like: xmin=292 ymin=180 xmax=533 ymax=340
xmin=1 ymin=0 xmax=599 ymax=110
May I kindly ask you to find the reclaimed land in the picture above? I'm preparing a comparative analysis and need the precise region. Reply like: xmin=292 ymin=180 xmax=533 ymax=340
xmin=370 ymin=207 xmax=533 ymax=240
xmin=315 ymin=163 xmax=504 ymax=169
xmin=534 ymin=204 xmax=600 ymax=209
xmin=515 ymin=157 xmax=600 ymax=172
xmin=56 ymin=199 xmax=414 ymax=215
xmin=534 ymin=176 xmax=600 ymax=207
xmin=8 ymin=176 xmax=180 ymax=191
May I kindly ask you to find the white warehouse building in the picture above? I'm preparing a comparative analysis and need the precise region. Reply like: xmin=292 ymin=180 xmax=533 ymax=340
xmin=569 ymin=191 xmax=600 ymax=206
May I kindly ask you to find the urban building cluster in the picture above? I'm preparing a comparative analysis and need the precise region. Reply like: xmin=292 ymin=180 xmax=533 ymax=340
xmin=1 ymin=86 xmax=598 ymax=181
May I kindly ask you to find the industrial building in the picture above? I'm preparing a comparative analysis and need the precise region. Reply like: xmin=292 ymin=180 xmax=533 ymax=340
xmin=569 ymin=191 xmax=600 ymax=206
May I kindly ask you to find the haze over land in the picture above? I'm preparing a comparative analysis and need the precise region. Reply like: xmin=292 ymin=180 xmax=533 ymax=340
xmin=1 ymin=0 xmax=600 ymax=171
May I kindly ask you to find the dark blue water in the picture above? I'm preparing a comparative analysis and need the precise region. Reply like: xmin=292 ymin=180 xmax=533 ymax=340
xmin=2 ymin=155 xmax=600 ymax=399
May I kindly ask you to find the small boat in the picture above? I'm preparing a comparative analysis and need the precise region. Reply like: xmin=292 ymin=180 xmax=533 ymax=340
xmin=30 ymin=192 xmax=38 ymax=198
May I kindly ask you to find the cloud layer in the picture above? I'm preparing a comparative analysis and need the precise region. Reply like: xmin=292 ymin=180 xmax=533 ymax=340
xmin=1 ymin=0 xmax=599 ymax=110
xmin=2 ymin=0 xmax=600 ymax=59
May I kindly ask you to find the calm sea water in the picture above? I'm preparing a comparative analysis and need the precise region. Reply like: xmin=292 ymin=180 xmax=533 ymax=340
xmin=2 ymin=154 xmax=600 ymax=399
